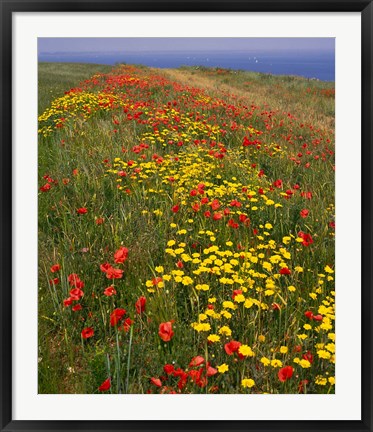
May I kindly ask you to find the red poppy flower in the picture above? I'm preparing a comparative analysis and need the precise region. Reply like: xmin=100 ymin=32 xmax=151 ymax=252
xmin=150 ymin=377 xmax=162 ymax=387
xmin=50 ymin=278 xmax=59 ymax=285
xmin=77 ymin=207 xmax=88 ymax=215
xmin=195 ymin=372 xmax=207 ymax=388
xmin=40 ymin=183 xmax=51 ymax=192
xmin=152 ymin=277 xmax=163 ymax=286
xmin=104 ymin=286 xmax=117 ymax=296
xmin=98 ymin=378 xmax=111 ymax=392
xmin=189 ymin=369 xmax=207 ymax=388
xmin=110 ymin=308 xmax=126 ymax=326
xmin=189 ymin=369 xmax=199 ymax=382
xmin=95 ymin=217 xmax=105 ymax=225
xmin=206 ymin=365 xmax=218 ymax=377
xmin=228 ymin=219 xmax=239 ymax=229
xmin=171 ymin=205 xmax=179 ymax=213
xmin=239 ymin=213 xmax=248 ymax=222
xmin=313 ymin=314 xmax=323 ymax=321
xmin=300 ymin=209 xmax=309 ymax=218
xmin=72 ymin=304 xmax=82 ymax=312
xmin=197 ymin=183 xmax=205 ymax=191
xmin=210 ymin=199 xmax=220 ymax=210
xmin=298 ymin=231 xmax=314 ymax=247
xmin=242 ymin=136 xmax=250 ymax=146
xmin=69 ymin=288 xmax=84 ymax=300
xmin=273 ymin=179 xmax=283 ymax=188
xmin=158 ymin=321 xmax=174 ymax=342
xmin=81 ymin=327 xmax=94 ymax=339
xmin=106 ymin=267 xmax=124 ymax=279
xmin=100 ymin=263 xmax=112 ymax=273
xmin=67 ymin=273 xmax=83 ymax=286
xmin=164 ymin=364 xmax=175 ymax=375
xmin=176 ymin=372 xmax=188 ymax=390
xmin=232 ymin=289 xmax=243 ymax=300
xmin=50 ymin=264 xmax=61 ymax=273
xmin=213 ymin=212 xmax=223 ymax=220
xmin=122 ymin=317 xmax=133 ymax=332
xmin=302 ymin=351 xmax=313 ymax=364
xmin=224 ymin=340 xmax=241 ymax=355
xmin=135 ymin=296 xmax=146 ymax=314
xmin=298 ymin=379 xmax=309 ymax=393
xmin=114 ymin=246 xmax=128 ymax=264
xmin=68 ymin=273 xmax=79 ymax=284
xmin=278 ymin=366 xmax=294 ymax=382
xmin=63 ymin=297 xmax=73 ymax=307
xmin=192 ymin=203 xmax=200 ymax=212
xmin=279 ymin=267 xmax=291 ymax=275
xmin=76 ymin=278 xmax=85 ymax=289
xmin=176 ymin=261 xmax=184 ymax=269
xmin=204 ymin=211 xmax=211 ymax=218
xmin=189 ymin=356 xmax=205 ymax=368
xmin=68 ymin=274 xmax=84 ymax=289
xmin=190 ymin=189 xmax=198 ymax=197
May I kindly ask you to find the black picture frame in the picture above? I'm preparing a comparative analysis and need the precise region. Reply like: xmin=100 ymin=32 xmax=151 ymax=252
xmin=1 ymin=1 xmax=372 ymax=431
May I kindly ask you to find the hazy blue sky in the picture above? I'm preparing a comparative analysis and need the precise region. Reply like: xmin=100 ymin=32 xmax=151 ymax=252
xmin=38 ymin=37 xmax=334 ymax=54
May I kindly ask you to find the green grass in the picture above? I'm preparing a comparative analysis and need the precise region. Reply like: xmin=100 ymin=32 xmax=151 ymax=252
xmin=38 ymin=62 xmax=113 ymax=114
xmin=38 ymin=62 xmax=335 ymax=394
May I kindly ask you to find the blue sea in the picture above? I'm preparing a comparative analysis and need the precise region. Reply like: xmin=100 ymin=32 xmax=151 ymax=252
xmin=39 ymin=50 xmax=335 ymax=82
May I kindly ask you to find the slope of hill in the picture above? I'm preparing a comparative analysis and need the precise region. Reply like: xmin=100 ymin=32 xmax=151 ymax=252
xmin=38 ymin=63 xmax=335 ymax=394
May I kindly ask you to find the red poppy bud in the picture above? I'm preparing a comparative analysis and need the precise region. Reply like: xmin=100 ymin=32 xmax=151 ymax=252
xmin=150 ymin=377 xmax=162 ymax=387
xmin=158 ymin=322 xmax=174 ymax=342
xmin=98 ymin=378 xmax=111 ymax=392
xmin=135 ymin=296 xmax=146 ymax=314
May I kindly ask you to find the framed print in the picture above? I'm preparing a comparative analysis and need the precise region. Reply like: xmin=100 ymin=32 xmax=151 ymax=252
xmin=1 ymin=1 xmax=372 ymax=431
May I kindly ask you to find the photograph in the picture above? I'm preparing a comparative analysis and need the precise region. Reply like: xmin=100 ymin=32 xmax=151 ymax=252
xmin=37 ymin=37 xmax=336 ymax=395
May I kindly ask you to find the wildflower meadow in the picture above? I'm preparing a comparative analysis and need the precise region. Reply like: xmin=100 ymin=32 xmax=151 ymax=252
xmin=38 ymin=63 xmax=335 ymax=394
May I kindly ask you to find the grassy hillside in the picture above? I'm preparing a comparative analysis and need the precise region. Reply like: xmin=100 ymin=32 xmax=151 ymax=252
xmin=38 ymin=62 xmax=335 ymax=394
xmin=38 ymin=63 xmax=113 ymax=114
